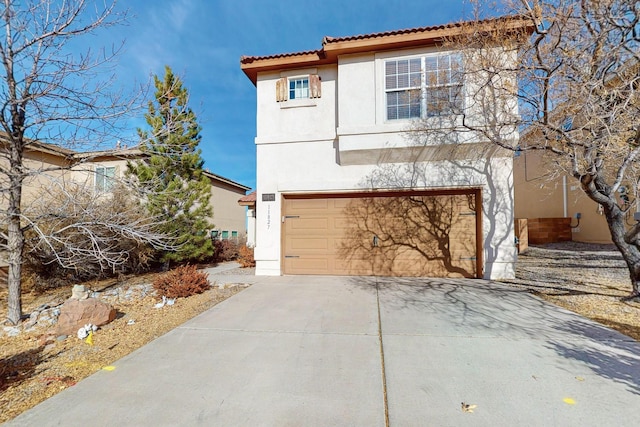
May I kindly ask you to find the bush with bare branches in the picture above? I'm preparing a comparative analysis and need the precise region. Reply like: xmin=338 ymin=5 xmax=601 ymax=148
xmin=22 ymin=184 xmax=167 ymax=286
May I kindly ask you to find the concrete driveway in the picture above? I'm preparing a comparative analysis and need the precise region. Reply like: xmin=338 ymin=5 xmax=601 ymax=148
xmin=5 ymin=275 xmax=640 ymax=426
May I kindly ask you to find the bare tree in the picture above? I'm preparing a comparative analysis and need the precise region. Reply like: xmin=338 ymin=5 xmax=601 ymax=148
xmin=412 ymin=1 xmax=639 ymax=298
xmin=0 ymin=0 xmax=153 ymax=324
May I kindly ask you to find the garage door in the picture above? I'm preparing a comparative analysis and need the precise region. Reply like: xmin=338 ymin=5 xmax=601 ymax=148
xmin=282 ymin=191 xmax=481 ymax=277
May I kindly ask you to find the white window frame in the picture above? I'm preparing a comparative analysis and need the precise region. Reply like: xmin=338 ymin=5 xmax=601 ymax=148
xmin=383 ymin=52 xmax=464 ymax=121
xmin=289 ymin=77 xmax=309 ymax=100
xmin=95 ymin=166 xmax=116 ymax=192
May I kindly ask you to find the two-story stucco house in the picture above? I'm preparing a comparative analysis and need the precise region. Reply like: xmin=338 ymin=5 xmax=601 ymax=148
xmin=241 ymin=19 xmax=520 ymax=279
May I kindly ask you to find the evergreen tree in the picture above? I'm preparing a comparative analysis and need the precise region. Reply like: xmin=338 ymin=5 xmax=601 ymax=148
xmin=129 ymin=66 xmax=213 ymax=264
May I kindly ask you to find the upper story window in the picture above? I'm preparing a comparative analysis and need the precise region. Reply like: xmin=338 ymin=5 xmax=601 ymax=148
xmin=289 ymin=77 xmax=309 ymax=99
xmin=385 ymin=53 xmax=463 ymax=120
xmin=95 ymin=166 xmax=116 ymax=192
xmin=276 ymin=74 xmax=321 ymax=102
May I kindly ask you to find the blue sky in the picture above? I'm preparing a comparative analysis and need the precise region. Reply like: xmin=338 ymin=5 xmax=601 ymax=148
xmin=101 ymin=0 xmax=472 ymax=190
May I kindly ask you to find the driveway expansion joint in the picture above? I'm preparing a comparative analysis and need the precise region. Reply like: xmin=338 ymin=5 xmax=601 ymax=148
xmin=177 ymin=326 xmax=378 ymax=336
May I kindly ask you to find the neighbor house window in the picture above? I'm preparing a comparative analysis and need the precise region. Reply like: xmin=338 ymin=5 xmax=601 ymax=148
xmin=221 ymin=230 xmax=229 ymax=239
xmin=231 ymin=231 xmax=238 ymax=240
xmin=385 ymin=53 xmax=463 ymax=120
xmin=95 ymin=166 xmax=116 ymax=192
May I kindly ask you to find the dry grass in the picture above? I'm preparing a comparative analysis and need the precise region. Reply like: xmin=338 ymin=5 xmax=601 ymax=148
xmin=0 ymin=272 xmax=246 ymax=423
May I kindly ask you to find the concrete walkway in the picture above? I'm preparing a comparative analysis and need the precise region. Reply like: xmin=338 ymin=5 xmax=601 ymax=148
xmin=5 ymin=275 xmax=640 ymax=426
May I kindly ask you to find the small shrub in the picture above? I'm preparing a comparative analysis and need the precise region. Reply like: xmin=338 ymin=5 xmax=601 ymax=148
xmin=212 ymin=239 xmax=239 ymax=263
xmin=152 ymin=265 xmax=210 ymax=299
xmin=237 ymin=245 xmax=255 ymax=268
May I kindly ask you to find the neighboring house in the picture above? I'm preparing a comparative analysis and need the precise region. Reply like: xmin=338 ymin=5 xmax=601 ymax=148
xmin=0 ymin=138 xmax=249 ymax=244
xmin=514 ymin=149 xmax=615 ymax=244
xmin=71 ymin=148 xmax=250 ymax=241
xmin=513 ymin=62 xmax=640 ymax=246
xmin=241 ymin=18 xmax=521 ymax=279
xmin=238 ymin=191 xmax=256 ymax=247
xmin=203 ymin=171 xmax=251 ymax=242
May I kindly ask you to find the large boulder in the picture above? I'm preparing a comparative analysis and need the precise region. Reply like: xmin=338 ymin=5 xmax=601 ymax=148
xmin=56 ymin=298 xmax=116 ymax=335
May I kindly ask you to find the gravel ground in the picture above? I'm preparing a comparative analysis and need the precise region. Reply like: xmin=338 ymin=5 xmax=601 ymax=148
xmin=500 ymin=241 xmax=640 ymax=341
xmin=214 ymin=266 xmax=256 ymax=276
xmin=508 ymin=242 xmax=629 ymax=293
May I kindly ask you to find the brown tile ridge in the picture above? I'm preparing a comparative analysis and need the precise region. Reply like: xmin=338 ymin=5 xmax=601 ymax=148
xmin=240 ymin=14 xmax=528 ymax=63
xmin=241 ymin=49 xmax=323 ymax=64
xmin=238 ymin=191 xmax=256 ymax=203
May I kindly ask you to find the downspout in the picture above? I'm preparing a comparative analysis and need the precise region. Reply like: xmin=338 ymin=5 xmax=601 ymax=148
xmin=562 ymin=176 xmax=568 ymax=217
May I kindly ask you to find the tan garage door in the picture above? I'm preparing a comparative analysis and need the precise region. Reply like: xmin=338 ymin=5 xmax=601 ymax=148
xmin=282 ymin=191 xmax=481 ymax=277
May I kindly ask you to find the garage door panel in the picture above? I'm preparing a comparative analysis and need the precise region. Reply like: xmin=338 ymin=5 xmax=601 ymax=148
xmin=286 ymin=217 xmax=330 ymax=232
xmin=379 ymin=259 xmax=476 ymax=278
xmin=287 ymin=198 xmax=329 ymax=212
xmin=334 ymin=258 xmax=375 ymax=276
xmin=284 ymin=257 xmax=329 ymax=274
xmin=288 ymin=237 xmax=329 ymax=250
xmin=332 ymin=217 xmax=352 ymax=230
xmin=283 ymin=193 xmax=479 ymax=277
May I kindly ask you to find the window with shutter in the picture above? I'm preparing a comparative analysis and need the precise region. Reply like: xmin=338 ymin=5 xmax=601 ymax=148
xmin=276 ymin=74 xmax=321 ymax=102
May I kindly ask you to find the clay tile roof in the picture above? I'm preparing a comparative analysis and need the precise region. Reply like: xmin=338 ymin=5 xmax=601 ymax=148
xmin=240 ymin=15 xmax=531 ymax=84
xmin=239 ymin=191 xmax=256 ymax=202
xmin=240 ymin=18 xmax=475 ymax=65
xmin=240 ymin=50 xmax=323 ymax=64
xmin=321 ymin=21 xmax=462 ymax=45
xmin=238 ymin=191 xmax=256 ymax=206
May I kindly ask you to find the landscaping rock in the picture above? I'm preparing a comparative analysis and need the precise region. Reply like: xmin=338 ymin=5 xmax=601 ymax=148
xmin=36 ymin=307 xmax=60 ymax=328
xmin=22 ymin=311 xmax=40 ymax=330
xmin=56 ymin=298 xmax=116 ymax=335
xmin=3 ymin=326 xmax=21 ymax=337
xmin=71 ymin=284 xmax=90 ymax=300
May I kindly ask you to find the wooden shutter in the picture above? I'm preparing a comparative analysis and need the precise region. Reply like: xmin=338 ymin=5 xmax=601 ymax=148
xmin=309 ymin=74 xmax=321 ymax=98
xmin=276 ymin=77 xmax=287 ymax=102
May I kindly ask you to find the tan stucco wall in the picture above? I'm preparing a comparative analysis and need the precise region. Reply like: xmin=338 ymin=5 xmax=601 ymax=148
xmin=514 ymin=150 xmax=613 ymax=244
xmin=209 ymin=179 xmax=247 ymax=241
xmin=1 ymin=150 xmax=69 ymax=211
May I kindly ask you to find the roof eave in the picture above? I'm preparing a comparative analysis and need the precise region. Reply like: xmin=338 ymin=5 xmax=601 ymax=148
xmin=204 ymin=170 xmax=251 ymax=191
xmin=241 ymin=51 xmax=329 ymax=85
xmin=240 ymin=15 xmax=534 ymax=85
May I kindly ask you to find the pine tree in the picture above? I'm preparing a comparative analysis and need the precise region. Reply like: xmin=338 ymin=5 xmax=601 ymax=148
xmin=129 ymin=66 xmax=213 ymax=264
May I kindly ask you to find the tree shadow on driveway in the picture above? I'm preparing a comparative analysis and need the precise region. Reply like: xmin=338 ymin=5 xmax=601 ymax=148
xmin=347 ymin=276 xmax=640 ymax=396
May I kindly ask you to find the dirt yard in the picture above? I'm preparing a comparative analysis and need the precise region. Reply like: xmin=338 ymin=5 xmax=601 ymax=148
xmin=501 ymin=241 xmax=640 ymax=340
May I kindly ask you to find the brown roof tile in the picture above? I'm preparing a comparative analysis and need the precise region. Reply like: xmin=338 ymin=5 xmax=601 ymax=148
xmin=240 ymin=15 xmax=531 ymax=84
xmin=321 ymin=21 xmax=464 ymax=45
xmin=239 ymin=191 xmax=256 ymax=203
xmin=240 ymin=50 xmax=323 ymax=64
xmin=238 ymin=191 xmax=256 ymax=206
